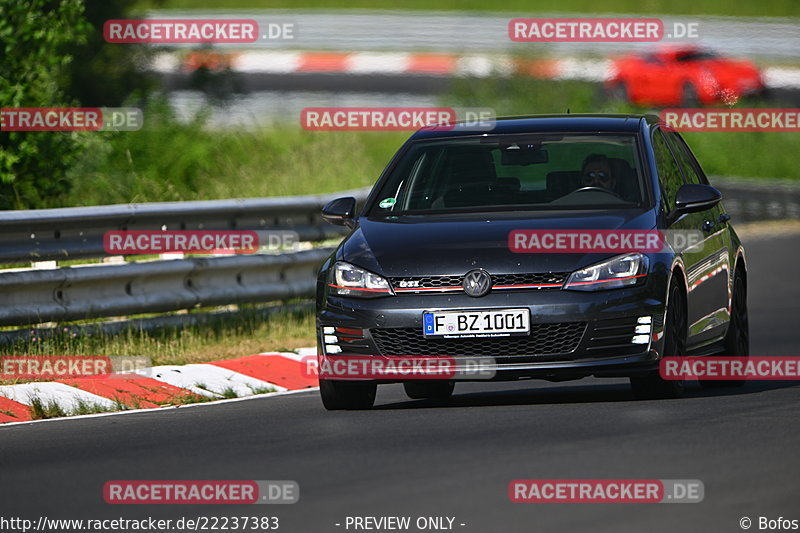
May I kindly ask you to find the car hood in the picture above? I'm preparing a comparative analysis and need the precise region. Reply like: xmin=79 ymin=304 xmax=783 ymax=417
xmin=339 ymin=209 xmax=657 ymax=277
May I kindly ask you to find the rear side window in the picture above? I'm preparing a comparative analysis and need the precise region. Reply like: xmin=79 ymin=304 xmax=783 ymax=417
xmin=666 ymin=132 xmax=707 ymax=185
xmin=651 ymin=129 xmax=685 ymax=212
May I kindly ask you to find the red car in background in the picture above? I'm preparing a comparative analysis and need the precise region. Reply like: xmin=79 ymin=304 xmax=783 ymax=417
xmin=607 ymin=46 xmax=764 ymax=106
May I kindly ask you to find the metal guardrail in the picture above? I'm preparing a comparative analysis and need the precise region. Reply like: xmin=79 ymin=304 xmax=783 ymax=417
xmin=0 ymin=187 xmax=370 ymax=264
xmin=0 ymin=187 xmax=371 ymax=327
xmin=0 ymin=178 xmax=795 ymax=327
xmin=0 ymin=249 xmax=331 ymax=326
xmin=712 ymin=176 xmax=800 ymax=222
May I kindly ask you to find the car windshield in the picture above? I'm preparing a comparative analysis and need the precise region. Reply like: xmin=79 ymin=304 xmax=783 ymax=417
xmin=368 ymin=133 xmax=645 ymax=215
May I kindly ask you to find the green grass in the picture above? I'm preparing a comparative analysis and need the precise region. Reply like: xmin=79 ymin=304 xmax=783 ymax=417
xmin=24 ymin=384 xmax=276 ymax=422
xmin=681 ymin=131 xmax=800 ymax=179
xmin=0 ymin=306 xmax=315 ymax=368
xmin=143 ymin=0 xmax=800 ymax=18
xmin=192 ymin=384 xmax=240 ymax=398
xmin=29 ymin=397 xmax=68 ymax=419
xmin=218 ymin=386 xmax=240 ymax=399
xmin=57 ymin=102 xmax=407 ymax=207
xmin=28 ymin=397 xmax=122 ymax=420
xmin=25 ymin=392 xmax=220 ymax=421
xmin=247 ymin=385 xmax=279 ymax=395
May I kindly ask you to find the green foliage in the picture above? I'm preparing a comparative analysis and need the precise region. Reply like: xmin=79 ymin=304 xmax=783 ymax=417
xmin=681 ymin=131 xmax=799 ymax=179
xmin=28 ymin=396 xmax=68 ymax=419
xmin=0 ymin=304 xmax=316 ymax=366
xmin=443 ymin=75 xmax=634 ymax=116
xmin=57 ymin=102 xmax=407 ymax=206
xmin=0 ymin=0 xmax=160 ymax=210
xmin=0 ymin=0 xmax=90 ymax=209
xmin=62 ymin=0 xmax=159 ymax=106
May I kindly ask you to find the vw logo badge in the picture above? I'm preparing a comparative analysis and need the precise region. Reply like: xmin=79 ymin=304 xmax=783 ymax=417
xmin=463 ymin=269 xmax=492 ymax=298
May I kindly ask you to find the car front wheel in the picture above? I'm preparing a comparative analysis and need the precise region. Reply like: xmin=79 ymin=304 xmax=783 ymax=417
xmin=630 ymin=280 xmax=687 ymax=400
xmin=700 ymin=272 xmax=749 ymax=388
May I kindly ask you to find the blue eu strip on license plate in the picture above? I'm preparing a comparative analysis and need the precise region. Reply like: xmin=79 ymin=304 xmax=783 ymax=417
xmin=423 ymin=313 xmax=435 ymax=335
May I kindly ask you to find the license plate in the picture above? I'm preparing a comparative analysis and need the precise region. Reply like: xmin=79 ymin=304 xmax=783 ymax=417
xmin=423 ymin=309 xmax=530 ymax=338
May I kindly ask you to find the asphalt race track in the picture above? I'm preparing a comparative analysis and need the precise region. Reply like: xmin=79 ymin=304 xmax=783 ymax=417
xmin=1 ymin=232 xmax=798 ymax=533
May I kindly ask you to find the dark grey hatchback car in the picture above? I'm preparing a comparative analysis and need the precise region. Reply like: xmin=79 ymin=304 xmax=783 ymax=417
xmin=315 ymin=114 xmax=748 ymax=410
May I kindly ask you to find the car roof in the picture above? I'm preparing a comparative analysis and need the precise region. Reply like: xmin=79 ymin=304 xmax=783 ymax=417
xmin=409 ymin=114 xmax=659 ymax=141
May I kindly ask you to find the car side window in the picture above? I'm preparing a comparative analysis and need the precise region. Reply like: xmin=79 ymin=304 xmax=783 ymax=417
xmin=651 ymin=129 xmax=685 ymax=212
xmin=399 ymin=148 xmax=445 ymax=210
xmin=666 ymin=132 xmax=707 ymax=185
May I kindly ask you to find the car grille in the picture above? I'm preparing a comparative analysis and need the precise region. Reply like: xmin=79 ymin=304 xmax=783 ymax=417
xmin=389 ymin=272 xmax=568 ymax=292
xmin=370 ymin=322 xmax=586 ymax=357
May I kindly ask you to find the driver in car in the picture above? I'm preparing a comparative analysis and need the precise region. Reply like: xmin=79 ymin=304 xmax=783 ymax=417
xmin=581 ymin=154 xmax=616 ymax=192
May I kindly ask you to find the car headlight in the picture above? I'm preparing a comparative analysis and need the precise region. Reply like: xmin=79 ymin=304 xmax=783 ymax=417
xmin=564 ymin=253 xmax=649 ymax=291
xmin=328 ymin=261 xmax=394 ymax=298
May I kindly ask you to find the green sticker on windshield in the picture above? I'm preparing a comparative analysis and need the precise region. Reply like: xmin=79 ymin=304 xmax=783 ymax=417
xmin=379 ymin=198 xmax=396 ymax=209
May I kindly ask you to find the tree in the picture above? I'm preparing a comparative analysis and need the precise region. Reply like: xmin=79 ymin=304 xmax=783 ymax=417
xmin=63 ymin=0 xmax=158 ymax=107
xmin=0 ymin=0 xmax=89 ymax=209
xmin=0 ymin=0 xmax=160 ymax=209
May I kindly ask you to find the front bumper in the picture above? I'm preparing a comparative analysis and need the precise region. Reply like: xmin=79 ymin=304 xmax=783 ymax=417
xmin=317 ymin=281 xmax=667 ymax=382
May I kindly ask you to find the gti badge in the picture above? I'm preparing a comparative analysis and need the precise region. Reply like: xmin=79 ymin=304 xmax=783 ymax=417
xmin=463 ymin=269 xmax=492 ymax=297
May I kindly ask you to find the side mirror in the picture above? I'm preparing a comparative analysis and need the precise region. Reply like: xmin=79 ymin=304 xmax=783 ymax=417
xmin=674 ymin=184 xmax=721 ymax=216
xmin=322 ymin=197 xmax=357 ymax=228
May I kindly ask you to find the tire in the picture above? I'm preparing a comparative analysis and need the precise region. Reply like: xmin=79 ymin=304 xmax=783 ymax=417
xmin=630 ymin=281 xmax=687 ymax=400
xmin=680 ymin=83 xmax=699 ymax=107
xmin=319 ymin=379 xmax=376 ymax=410
xmin=700 ymin=272 xmax=749 ymax=389
xmin=403 ymin=380 xmax=455 ymax=400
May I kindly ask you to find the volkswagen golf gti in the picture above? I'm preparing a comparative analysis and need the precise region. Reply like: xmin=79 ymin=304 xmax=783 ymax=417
xmin=315 ymin=114 xmax=748 ymax=410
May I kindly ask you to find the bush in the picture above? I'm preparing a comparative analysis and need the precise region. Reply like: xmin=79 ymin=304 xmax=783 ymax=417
xmin=0 ymin=0 xmax=90 ymax=209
